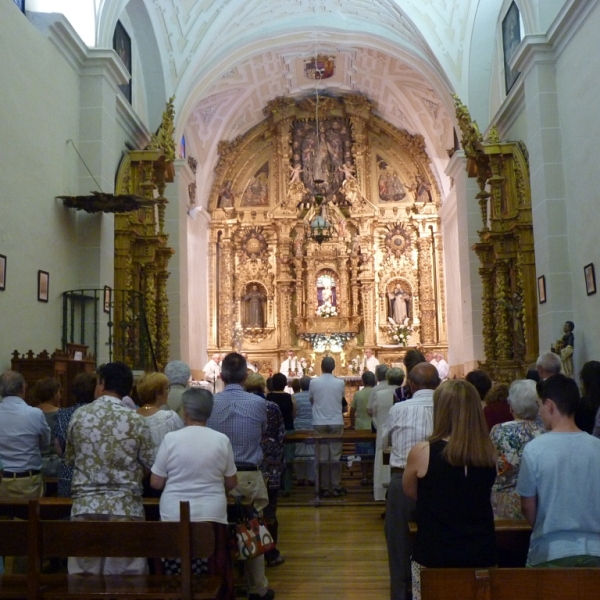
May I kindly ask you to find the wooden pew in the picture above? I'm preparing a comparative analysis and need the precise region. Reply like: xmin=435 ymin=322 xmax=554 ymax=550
xmin=408 ymin=520 xmax=532 ymax=568
xmin=0 ymin=518 xmax=29 ymax=599
xmin=0 ymin=500 xmax=226 ymax=600
xmin=420 ymin=567 xmax=600 ymax=600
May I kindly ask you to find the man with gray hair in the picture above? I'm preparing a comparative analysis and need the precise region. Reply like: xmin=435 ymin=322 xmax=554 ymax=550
xmin=309 ymin=356 xmax=346 ymax=497
xmin=0 ymin=371 xmax=50 ymax=501
xmin=367 ymin=363 xmax=390 ymax=418
xmin=203 ymin=353 xmax=223 ymax=394
xmin=164 ymin=360 xmax=191 ymax=415
xmin=536 ymin=352 xmax=562 ymax=380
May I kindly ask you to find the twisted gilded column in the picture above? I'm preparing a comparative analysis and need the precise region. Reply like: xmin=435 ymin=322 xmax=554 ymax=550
xmin=218 ymin=237 xmax=234 ymax=349
xmin=495 ymin=261 xmax=512 ymax=361
xmin=417 ymin=236 xmax=435 ymax=344
xmin=479 ymin=265 xmax=496 ymax=365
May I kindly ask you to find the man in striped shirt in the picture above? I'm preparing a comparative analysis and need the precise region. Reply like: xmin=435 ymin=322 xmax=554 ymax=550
xmin=380 ymin=362 xmax=440 ymax=600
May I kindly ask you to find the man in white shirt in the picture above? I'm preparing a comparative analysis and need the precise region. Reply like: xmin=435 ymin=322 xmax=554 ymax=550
xmin=203 ymin=353 xmax=223 ymax=394
xmin=280 ymin=350 xmax=303 ymax=378
xmin=380 ymin=362 xmax=440 ymax=600
xmin=242 ymin=352 xmax=257 ymax=373
xmin=434 ymin=352 xmax=449 ymax=380
xmin=361 ymin=348 xmax=380 ymax=373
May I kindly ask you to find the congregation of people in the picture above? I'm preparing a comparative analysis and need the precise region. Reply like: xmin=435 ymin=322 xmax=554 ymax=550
xmin=2 ymin=337 xmax=600 ymax=600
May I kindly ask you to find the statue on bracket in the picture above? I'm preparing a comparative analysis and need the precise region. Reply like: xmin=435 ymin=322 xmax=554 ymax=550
xmin=218 ymin=180 xmax=234 ymax=208
xmin=242 ymin=283 xmax=266 ymax=328
xmin=388 ymin=282 xmax=411 ymax=323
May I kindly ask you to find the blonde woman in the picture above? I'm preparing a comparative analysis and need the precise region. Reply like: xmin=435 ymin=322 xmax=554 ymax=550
xmin=403 ymin=380 xmax=497 ymax=600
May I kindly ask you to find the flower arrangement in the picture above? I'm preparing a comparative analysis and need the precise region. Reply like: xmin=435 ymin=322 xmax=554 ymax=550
xmin=316 ymin=303 xmax=338 ymax=318
xmin=386 ymin=317 xmax=413 ymax=346
xmin=301 ymin=358 xmax=315 ymax=376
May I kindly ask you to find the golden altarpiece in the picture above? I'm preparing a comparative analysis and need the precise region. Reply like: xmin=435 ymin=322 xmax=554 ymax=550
xmin=207 ymin=94 xmax=447 ymax=374
xmin=453 ymin=96 xmax=539 ymax=383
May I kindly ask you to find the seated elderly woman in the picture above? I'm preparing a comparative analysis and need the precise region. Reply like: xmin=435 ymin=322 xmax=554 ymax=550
xmin=150 ymin=387 xmax=237 ymax=575
xmin=404 ymin=379 xmax=497 ymax=600
xmin=489 ymin=379 xmax=544 ymax=520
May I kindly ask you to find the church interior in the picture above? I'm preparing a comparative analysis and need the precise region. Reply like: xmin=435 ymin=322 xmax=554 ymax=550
xmin=1 ymin=0 xmax=599 ymax=381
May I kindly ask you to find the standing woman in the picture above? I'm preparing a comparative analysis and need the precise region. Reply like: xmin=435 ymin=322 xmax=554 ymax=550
xmin=403 ymin=380 xmax=497 ymax=600
xmin=31 ymin=377 xmax=62 ymax=480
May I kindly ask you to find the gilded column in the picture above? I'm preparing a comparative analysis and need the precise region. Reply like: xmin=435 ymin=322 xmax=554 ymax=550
xmin=360 ymin=282 xmax=376 ymax=347
xmin=155 ymin=269 xmax=170 ymax=369
xmin=495 ymin=260 xmax=512 ymax=362
xmin=279 ymin=285 xmax=294 ymax=349
xmin=218 ymin=237 xmax=234 ymax=349
xmin=434 ymin=230 xmax=447 ymax=343
xmin=417 ymin=236 xmax=435 ymax=344
xmin=479 ymin=265 xmax=496 ymax=366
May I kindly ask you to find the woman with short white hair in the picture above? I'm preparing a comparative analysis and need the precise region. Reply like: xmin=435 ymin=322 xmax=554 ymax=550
xmin=489 ymin=379 xmax=545 ymax=519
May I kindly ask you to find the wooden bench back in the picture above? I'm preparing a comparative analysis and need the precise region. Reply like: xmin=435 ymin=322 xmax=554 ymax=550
xmin=0 ymin=519 xmax=29 ymax=556
xmin=421 ymin=567 xmax=600 ymax=600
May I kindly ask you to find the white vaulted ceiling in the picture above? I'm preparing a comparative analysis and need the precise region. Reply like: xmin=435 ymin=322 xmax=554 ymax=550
xmin=87 ymin=0 xmax=500 ymax=199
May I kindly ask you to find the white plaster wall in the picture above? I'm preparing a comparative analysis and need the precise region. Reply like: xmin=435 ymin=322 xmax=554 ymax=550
xmin=0 ymin=1 xmax=82 ymax=371
xmin=554 ymin=1 xmax=600 ymax=365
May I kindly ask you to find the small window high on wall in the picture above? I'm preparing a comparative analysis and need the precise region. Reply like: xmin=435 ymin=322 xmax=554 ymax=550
xmin=502 ymin=1 xmax=521 ymax=93
xmin=113 ymin=21 xmax=132 ymax=103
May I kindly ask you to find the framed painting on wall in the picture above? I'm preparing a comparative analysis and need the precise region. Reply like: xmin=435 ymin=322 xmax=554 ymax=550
xmin=537 ymin=275 xmax=546 ymax=304
xmin=38 ymin=270 xmax=49 ymax=302
xmin=584 ymin=263 xmax=596 ymax=296
xmin=502 ymin=1 xmax=521 ymax=93
xmin=0 ymin=255 xmax=6 ymax=291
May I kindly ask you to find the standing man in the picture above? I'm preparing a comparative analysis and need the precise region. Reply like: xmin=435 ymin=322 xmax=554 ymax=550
xmin=433 ymin=352 xmax=449 ymax=380
xmin=362 ymin=348 xmax=380 ymax=373
xmin=280 ymin=350 xmax=303 ymax=378
xmin=66 ymin=362 xmax=154 ymax=575
xmin=207 ymin=353 xmax=274 ymax=600
xmin=367 ymin=364 xmax=389 ymax=418
xmin=517 ymin=374 xmax=600 ymax=567
xmin=380 ymin=362 xmax=440 ymax=600
xmin=0 ymin=371 xmax=50 ymax=501
xmin=309 ymin=356 xmax=346 ymax=497
xmin=243 ymin=352 xmax=258 ymax=373
xmin=204 ymin=353 xmax=223 ymax=394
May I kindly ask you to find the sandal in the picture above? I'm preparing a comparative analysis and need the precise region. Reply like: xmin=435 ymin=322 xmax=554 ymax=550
xmin=266 ymin=556 xmax=286 ymax=567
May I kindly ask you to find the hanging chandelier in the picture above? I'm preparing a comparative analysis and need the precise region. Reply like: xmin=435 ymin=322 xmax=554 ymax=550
xmin=306 ymin=192 xmax=333 ymax=244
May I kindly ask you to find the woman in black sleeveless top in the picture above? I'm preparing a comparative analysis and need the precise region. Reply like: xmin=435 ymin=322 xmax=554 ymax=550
xmin=403 ymin=379 xmax=497 ymax=600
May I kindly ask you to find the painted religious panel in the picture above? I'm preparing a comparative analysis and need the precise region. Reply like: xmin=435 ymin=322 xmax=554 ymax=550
xmin=377 ymin=158 xmax=407 ymax=202
xmin=292 ymin=117 xmax=353 ymax=200
xmin=241 ymin=163 xmax=269 ymax=207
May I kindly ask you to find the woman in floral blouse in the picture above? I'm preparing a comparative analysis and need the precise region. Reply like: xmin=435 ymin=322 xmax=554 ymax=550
xmin=490 ymin=379 xmax=544 ymax=519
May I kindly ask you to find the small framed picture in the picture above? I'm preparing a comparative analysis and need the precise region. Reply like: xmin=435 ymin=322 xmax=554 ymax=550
xmin=584 ymin=263 xmax=597 ymax=296
xmin=103 ymin=285 xmax=112 ymax=313
xmin=537 ymin=275 xmax=546 ymax=304
xmin=0 ymin=255 xmax=6 ymax=291
xmin=38 ymin=270 xmax=49 ymax=302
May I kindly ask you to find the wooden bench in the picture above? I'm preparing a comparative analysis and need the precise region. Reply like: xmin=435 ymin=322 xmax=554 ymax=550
xmin=408 ymin=520 xmax=532 ymax=568
xmin=420 ymin=567 xmax=600 ymax=600
xmin=0 ymin=500 xmax=229 ymax=600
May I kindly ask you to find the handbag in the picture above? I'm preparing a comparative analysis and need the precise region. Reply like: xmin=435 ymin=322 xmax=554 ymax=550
xmin=228 ymin=499 xmax=275 ymax=560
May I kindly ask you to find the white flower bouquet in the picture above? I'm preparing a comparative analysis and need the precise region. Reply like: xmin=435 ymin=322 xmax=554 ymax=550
xmin=386 ymin=317 xmax=412 ymax=347
xmin=316 ymin=304 xmax=338 ymax=318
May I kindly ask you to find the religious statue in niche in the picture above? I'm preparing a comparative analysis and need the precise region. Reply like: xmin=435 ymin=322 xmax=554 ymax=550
xmin=388 ymin=282 xmax=411 ymax=323
xmin=242 ymin=283 xmax=267 ymax=328
xmin=218 ymin=180 xmax=234 ymax=208
xmin=241 ymin=163 xmax=269 ymax=207
xmin=551 ymin=320 xmax=574 ymax=377
xmin=316 ymin=273 xmax=337 ymax=318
